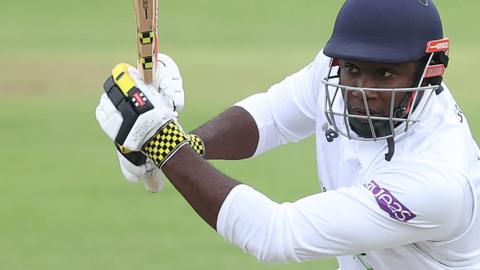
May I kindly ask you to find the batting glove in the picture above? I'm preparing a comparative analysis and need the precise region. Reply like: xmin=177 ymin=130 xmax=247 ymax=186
xmin=115 ymin=54 xmax=185 ymax=185
xmin=96 ymin=63 xmax=204 ymax=171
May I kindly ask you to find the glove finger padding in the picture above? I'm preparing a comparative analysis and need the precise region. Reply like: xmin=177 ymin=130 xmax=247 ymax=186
xmin=159 ymin=76 xmax=184 ymax=112
xmin=116 ymin=149 xmax=165 ymax=191
xmin=115 ymin=142 xmax=148 ymax=183
xmin=154 ymin=54 xmax=185 ymax=112
xmin=96 ymin=93 xmax=123 ymax=142
xmin=117 ymin=150 xmax=146 ymax=183
xmin=116 ymin=142 xmax=165 ymax=192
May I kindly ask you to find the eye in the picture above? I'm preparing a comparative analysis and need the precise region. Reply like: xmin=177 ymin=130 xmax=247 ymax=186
xmin=378 ymin=70 xmax=395 ymax=79
xmin=344 ymin=63 xmax=359 ymax=74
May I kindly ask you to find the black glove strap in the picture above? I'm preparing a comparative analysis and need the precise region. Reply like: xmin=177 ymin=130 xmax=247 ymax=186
xmin=114 ymin=142 xmax=147 ymax=166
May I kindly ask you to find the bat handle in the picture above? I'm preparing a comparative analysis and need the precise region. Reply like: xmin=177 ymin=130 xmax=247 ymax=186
xmin=143 ymin=168 xmax=164 ymax=193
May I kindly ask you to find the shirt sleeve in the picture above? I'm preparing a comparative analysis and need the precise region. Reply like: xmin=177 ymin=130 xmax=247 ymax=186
xmin=216 ymin=168 xmax=471 ymax=263
xmin=234 ymin=52 xmax=330 ymax=156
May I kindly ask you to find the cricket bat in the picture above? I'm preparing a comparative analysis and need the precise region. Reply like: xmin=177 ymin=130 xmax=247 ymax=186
xmin=134 ymin=0 xmax=162 ymax=192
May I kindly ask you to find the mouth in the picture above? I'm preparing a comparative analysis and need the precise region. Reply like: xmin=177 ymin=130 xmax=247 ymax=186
xmin=348 ymin=106 xmax=385 ymax=118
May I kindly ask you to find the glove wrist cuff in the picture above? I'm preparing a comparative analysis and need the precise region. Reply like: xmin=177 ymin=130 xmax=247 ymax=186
xmin=142 ymin=120 xmax=190 ymax=168
xmin=187 ymin=134 xmax=205 ymax=157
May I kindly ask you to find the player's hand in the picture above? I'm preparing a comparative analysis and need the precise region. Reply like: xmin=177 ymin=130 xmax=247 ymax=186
xmin=96 ymin=62 xmax=178 ymax=149
xmin=112 ymin=54 xmax=184 ymax=185
xmin=96 ymin=62 xmax=193 ymax=169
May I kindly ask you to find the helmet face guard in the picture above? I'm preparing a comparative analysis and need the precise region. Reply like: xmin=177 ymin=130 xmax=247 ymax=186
xmin=323 ymin=78 xmax=439 ymax=141
xmin=323 ymin=38 xmax=449 ymax=141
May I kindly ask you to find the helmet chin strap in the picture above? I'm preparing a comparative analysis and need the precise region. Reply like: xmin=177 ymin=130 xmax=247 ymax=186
xmin=349 ymin=118 xmax=397 ymax=161
xmin=385 ymin=138 xmax=395 ymax=161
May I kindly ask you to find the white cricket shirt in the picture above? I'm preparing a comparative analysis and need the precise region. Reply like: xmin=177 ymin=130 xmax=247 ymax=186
xmin=217 ymin=51 xmax=480 ymax=269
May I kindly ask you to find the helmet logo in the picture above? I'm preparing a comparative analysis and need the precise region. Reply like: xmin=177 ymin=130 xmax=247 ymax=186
xmin=418 ymin=0 xmax=429 ymax=7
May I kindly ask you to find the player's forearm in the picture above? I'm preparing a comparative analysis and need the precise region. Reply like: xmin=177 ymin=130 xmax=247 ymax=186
xmin=161 ymin=145 xmax=294 ymax=260
xmin=191 ymin=106 xmax=259 ymax=160
xmin=162 ymin=145 xmax=241 ymax=229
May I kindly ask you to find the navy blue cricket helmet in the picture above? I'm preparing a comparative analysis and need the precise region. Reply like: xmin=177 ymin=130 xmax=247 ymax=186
xmin=324 ymin=0 xmax=443 ymax=63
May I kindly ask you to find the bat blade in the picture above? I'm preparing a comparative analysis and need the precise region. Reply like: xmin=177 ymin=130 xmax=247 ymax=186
xmin=134 ymin=0 xmax=159 ymax=84
xmin=134 ymin=0 xmax=163 ymax=192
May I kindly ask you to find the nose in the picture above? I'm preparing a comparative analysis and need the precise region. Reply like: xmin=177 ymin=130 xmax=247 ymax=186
xmin=350 ymin=75 xmax=379 ymax=99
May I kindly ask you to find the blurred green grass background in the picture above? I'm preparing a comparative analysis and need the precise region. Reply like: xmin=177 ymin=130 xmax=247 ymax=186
xmin=0 ymin=1 xmax=478 ymax=269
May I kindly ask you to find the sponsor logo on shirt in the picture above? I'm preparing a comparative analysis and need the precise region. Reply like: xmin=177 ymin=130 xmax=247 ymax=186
xmin=364 ymin=180 xmax=416 ymax=223
xmin=321 ymin=123 xmax=339 ymax=142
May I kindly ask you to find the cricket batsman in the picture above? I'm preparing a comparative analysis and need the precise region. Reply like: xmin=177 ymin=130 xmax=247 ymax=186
xmin=96 ymin=0 xmax=480 ymax=269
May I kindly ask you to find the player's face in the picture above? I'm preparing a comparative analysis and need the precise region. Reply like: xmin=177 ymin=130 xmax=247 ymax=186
xmin=338 ymin=59 xmax=418 ymax=119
